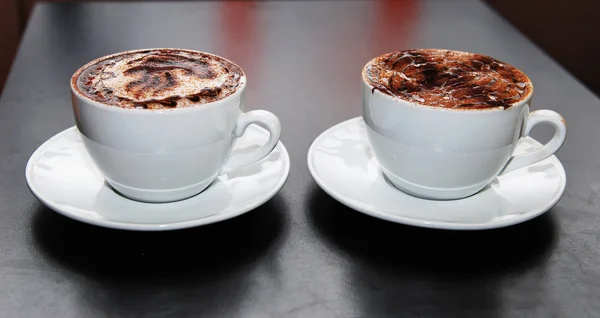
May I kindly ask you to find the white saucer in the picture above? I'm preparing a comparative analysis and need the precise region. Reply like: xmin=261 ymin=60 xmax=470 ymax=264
xmin=307 ymin=117 xmax=566 ymax=230
xmin=26 ymin=126 xmax=290 ymax=231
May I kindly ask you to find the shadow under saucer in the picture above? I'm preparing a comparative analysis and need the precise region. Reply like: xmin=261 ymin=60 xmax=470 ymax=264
xmin=307 ymin=184 xmax=559 ymax=316
xmin=307 ymin=184 xmax=558 ymax=277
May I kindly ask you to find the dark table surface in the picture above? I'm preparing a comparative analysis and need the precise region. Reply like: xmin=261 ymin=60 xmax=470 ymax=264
xmin=1 ymin=1 xmax=600 ymax=317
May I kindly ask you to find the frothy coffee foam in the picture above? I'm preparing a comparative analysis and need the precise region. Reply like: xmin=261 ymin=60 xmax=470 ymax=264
xmin=364 ymin=49 xmax=532 ymax=109
xmin=74 ymin=49 xmax=244 ymax=109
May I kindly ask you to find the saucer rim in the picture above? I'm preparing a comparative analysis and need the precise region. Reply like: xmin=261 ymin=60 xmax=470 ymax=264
xmin=25 ymin=126 xmax=290 ymax=231
xmin=307 ymin=117 xmax=566 ymax=230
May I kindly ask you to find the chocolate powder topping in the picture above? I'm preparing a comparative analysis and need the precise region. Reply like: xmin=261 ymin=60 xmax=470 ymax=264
xmin=364 ymin=49 xmax=532 ymax=109
xmin=74 ymin=49 xmax=244 ymax=109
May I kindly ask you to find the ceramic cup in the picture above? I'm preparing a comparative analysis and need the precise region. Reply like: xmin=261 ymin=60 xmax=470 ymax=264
xmin=362 ymin=50 xmax=567 ymax=200
xmin=70 ymin=49 xmax=281 ymax=203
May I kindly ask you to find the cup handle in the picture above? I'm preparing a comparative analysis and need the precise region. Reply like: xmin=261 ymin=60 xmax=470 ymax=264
xmin=220 ymin=110 xmax=281 ymax=174
xmin=501 ymin=109 xmax=566 ymax=174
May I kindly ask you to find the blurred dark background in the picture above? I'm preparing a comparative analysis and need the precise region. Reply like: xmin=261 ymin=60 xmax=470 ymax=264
xmin=0 ymin=0 xmax=599 ymax=97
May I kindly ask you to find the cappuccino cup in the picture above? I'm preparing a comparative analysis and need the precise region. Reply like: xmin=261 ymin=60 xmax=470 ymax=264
xmin=362 ymin=49 xmax=566 ymax=200
xmin=70 ymin=48 xmax=281 ymax=203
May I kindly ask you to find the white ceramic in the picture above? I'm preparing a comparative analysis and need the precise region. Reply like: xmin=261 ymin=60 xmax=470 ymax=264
xmin=307 ymin=118 xmax=566 ymax=230
xmin=362 ymin=55 xmax=567 ymax=200
xmin=26 ymin=125 xmax=289 ymax=231
xmin=70 ymin=48 xmax=281 ymax=203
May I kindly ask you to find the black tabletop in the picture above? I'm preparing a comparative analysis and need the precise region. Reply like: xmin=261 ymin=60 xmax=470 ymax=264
xmin=1 ymin=1 xmax=600 ymax=317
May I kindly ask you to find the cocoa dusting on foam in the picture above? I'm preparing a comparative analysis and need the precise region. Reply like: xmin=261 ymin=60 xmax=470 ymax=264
xmin=75 ymin=49 xmax=244 ymax=109
xmin=364 ymin=49 xmax=532 ymax=109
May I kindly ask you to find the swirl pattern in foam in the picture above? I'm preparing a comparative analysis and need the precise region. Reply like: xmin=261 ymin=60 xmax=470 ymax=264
xmin=73 ymin=49 xmax=244 ymax=109
xmin=364 ymin=49 xmax=532 ymax=109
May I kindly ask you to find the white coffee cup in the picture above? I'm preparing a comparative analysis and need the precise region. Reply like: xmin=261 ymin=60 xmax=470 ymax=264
xmin=362 ymin=51 xmax=566 ymax=200
xmin=70 ymin=49 xmax=281 ymax=203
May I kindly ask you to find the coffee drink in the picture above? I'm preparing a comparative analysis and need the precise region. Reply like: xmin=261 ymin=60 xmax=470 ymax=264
xmin=70 ymin=48 xmax=281 ymax=203
xmin=364 ymin=49 xmax=532 ymax=109
xmin=362 ymin=49 xmax=566 ymax=200
xmin=72 ymin=49 xmax=244 ymax=109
